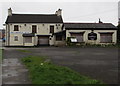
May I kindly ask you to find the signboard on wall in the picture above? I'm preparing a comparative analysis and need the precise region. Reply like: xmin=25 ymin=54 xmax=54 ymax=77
xmin=10 ymin=32 xmax=31 ymax=34
xmin=71 ymin=38 xmax=77 ymax=42
xmin=88 ymin=32 xmax=97 ymax=40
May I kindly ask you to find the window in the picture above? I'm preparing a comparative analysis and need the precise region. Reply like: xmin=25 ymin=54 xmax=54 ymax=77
xmin=14 ymin=25 xmax=19 ymax=31
xmin=14 ymin=36 xmax=18 ymax=41
xmin=32 ymin=25 xmax=37 ymax=33
xmin=56 ymin=35 xmax=62 ymax=41
xmin=24 ymin=37 xmax=32 ymax=43
xmin=71 ymin=33 xmax=84 ymax=42
xmin=50 ymin=26 xmax=54 ymax=33
xmin=100 ymin=33 xmax=113 ymax=43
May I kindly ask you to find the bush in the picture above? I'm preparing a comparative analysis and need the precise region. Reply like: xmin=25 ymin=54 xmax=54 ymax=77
xmin=66 ymin=37 xmax=77 ymax=46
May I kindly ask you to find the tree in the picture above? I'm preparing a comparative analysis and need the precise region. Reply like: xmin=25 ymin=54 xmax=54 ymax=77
xmin=117 ymin=24 xmax=120 ymax=43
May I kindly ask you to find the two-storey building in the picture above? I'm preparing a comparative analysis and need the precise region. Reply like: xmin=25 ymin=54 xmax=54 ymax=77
xmin=5 ymin=8 xmax=63 ymax=46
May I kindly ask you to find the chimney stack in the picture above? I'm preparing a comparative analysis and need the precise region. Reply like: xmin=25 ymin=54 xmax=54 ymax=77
xmin=55 ymin=8 xmax=62 ymax=16
xmin=99 ymin=18 xmax=103 ymax=23
xmin=8 ymin=8 xmax=12 ymax=16
xmin=118 ymin=18 xmax=120 ymax=25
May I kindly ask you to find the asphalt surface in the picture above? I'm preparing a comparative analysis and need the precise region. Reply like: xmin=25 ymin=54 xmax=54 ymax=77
xmin=2 ymin=58 xmax=31 ymax=84
xmin=3 ymin=47 xmax=119 ymax=84
xmin=0 ymin=39 xmax=2 ymax=86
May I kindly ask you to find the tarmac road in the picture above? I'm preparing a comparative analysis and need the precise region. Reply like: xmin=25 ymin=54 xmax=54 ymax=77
xmin=0 ymin=39 xmax=2 ymax=86
xmin=2 ymin=47 xmax=119 ymax=84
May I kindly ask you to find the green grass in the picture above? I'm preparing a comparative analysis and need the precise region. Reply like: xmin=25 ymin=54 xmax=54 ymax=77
xmin=16 ymin=49 xmax=31 ymax=53
xmin=21 ymin=56 xmax=103 ymax=85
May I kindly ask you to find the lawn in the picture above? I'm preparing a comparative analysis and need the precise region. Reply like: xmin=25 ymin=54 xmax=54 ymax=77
xmin=21 ymin=56 xmax=103 ymax=85
xmin=16 ymin=49 xmax=31 ymax=53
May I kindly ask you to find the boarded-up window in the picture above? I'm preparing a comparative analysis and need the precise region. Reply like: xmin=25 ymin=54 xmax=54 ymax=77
xmin=100 ymin=33 xmax=112 ymax=43
xmin=71 ymin=33 xmax=83 ymax=42
xmin=50 ymin=26 xmax=54 ymax=33
xmin=32 ymin=25 xmax=37 ymax=33
xmin=14 ymin=25 xmax=19 ymax=31
xmin=14 ymin=36 xmax=18 ymax=41
xmin=24 ymin=37 xmax=32 ymax=43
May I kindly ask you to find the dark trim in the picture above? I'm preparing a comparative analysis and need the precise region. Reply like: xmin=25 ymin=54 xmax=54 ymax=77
xmin=6 ymin=22 xmax=63 ymax=24
xmin=98 ymin=32 xmax=114 ymax=34
xmin=23 ymin=33 xmax=35 ymax=37
xmin=69 ymin=31 xmax=85 ymax=34
xmin=37 ymin=35 xmax=51 ymax=37
xmin=54 ymin=30 xmax=66 ymax=35
xmin=100 ymin=42 xmax=113 ymax=43
xmin=65 ymin=28 xmax=117 ymax=30
xmin=4 ymin=46 xmax=36 ymax=47
xmin=37 ymin=44 xmax=50 ymax=46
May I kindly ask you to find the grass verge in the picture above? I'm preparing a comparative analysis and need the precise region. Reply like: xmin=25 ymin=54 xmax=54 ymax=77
xmin=16 ymin=49 xmax=31 ymax=53
xmin=21 ymin=56 xmax=103 ymax=84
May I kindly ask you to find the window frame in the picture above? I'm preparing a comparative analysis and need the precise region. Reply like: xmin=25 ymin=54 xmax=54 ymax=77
xmin=56 ymin=35 xmax=62 ymax=41
xmin=100 ymin=33 xmax=113 ymax=43
xmin=50 ymin=25 xmax=54 ymax=34
xmin=70 ymin=33 xmax=84 ymax=42
xmin=32 ymin=25 xmax=37 ymax=33
xmin=14 ymin=36 xmax=18 ymax=41
xmin=14 ymin=25 xmax=19 ymax=31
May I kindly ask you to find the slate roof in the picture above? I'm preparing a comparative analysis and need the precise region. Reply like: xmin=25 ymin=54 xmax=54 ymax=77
xmin=6 ymin=14 xmax=63 ymax=24
xmin=64 ymin=23 xmax=117 ymax=30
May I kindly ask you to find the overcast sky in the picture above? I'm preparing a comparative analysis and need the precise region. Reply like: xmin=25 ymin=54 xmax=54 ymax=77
xmin=0 ymin=0 xmax=119 ymax=29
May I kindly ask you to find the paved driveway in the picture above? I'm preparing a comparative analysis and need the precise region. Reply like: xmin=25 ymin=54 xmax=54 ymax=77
xmin=3 ymin=47 xmax=118 ymax=84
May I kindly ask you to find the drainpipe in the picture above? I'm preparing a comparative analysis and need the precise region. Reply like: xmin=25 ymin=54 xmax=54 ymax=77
xmin=34 ymin=34 xmax=36 ymax=46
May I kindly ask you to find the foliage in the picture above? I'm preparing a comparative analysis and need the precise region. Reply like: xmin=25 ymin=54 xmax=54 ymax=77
xmin=117 ymin=24 xmax=120 ymax=43
xmin=21 ymin=56 xmax=103 ymax=84
xmin=16 ymin=49 xmax=31 ymax=53
xmin=66 ymin=37 xmax=76 ymax=46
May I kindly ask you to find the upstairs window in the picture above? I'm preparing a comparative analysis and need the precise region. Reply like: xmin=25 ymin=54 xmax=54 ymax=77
xmin=14 ymin=25 xmax=19 ymax=31
xmin=32 ymin=25 xmax=37 ymax=33
xmin=50 ymin=26 xmax=54 ymax=34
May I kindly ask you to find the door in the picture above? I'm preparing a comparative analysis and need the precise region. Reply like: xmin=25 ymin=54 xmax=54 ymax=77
xmin=38 ymin=36 xmax=49 ymax=45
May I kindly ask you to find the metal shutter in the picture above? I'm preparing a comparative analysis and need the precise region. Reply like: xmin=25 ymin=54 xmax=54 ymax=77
xmin=38 ymin=36 xmax=49 ymax=45
xmin=24 ymin=37 xmax=32 ymax=43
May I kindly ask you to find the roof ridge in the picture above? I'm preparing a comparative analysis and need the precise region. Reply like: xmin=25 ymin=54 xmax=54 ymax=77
xmin=64 ymin=22 xmax=112 ymax=24
xmin=12 ymin=13 xmax=57 ymax=16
